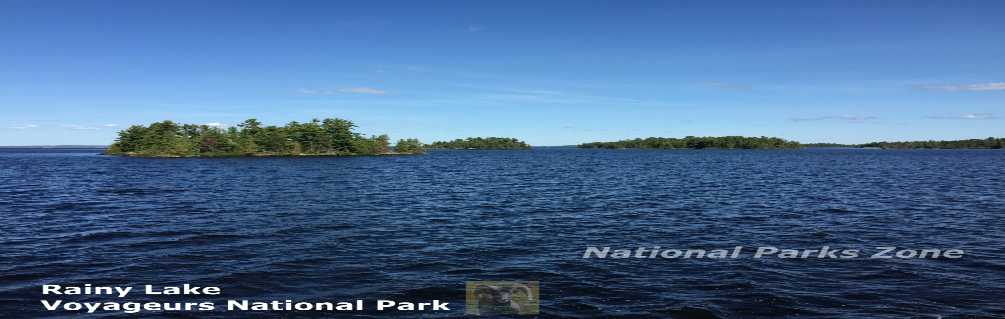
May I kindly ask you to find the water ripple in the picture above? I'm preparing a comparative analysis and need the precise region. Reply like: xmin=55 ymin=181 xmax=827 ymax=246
xmin=1 ymin=148 xmax=1004 ymax=318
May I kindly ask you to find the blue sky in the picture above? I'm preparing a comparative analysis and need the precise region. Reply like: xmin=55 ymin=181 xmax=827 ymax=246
xmin=1 ymin=0 xmax=1003 ymax=146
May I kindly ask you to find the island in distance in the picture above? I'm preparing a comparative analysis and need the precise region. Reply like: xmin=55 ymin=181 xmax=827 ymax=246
xmin=578 ymin=136 xmax=801 ymax=149
xmin=427 ymin=137 xmax=532 ymax=150
xmin=578 ymin=136 xmax=1005 ymax=150
xmin=104 ymin=118 xmax=425 ymax=157
xmin=103 ymin=118 xmax=1005 ymax=157
xmin=102 ymin=118 xmax=540 ymax=157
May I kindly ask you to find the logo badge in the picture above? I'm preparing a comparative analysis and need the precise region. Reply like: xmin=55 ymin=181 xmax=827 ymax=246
xmin=465 ymin=281 xmax=539 ymax=316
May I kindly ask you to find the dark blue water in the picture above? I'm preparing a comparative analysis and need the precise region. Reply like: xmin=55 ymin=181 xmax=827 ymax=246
xmin=2 ymin=148 xmax=1004 ymax=318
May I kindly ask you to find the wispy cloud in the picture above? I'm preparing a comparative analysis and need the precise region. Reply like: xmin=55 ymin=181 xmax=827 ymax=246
xmin=103 ymin=124 xmax=118 ymax=127
xmin=8 ymin=124 xmax=39 ymax=130
xmin=60 ymin=124 xmax=100 ymax=131
xmin=298 ymin=87 xmax=387 ymax=95
xmin=479 ymin=90 xmax=644 ymax=105
xmin=467 ymin=25 xmax=485 ymax=33
xmin=926 ymin=113 xmax=997 ymax=120
xmin=205 ymin=122 xmax=224 ymax=127
xmin=447 ymin=85 xmax=647 ymax=105
xmin=297 ymin=88 xmax=337 ymax=95
xmin=338 ymin=87 xmax=386 ymax=95
xmin=790 ymin=115 xmax=878 ymax=123
xmin=915 ymin=82 xmax=1005 ymax=92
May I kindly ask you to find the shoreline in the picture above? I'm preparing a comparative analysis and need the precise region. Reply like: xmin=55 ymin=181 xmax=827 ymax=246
xmin=103 ymin=151 xmax=423 ymax=158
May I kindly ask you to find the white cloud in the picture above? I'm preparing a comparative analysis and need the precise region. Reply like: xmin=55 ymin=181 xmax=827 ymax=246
xmin=205 ymin=122 xmax=224 ymax=127
xmin=60 ymin=124 xmax=100 ymax=131
xmin=297 ymin=88 xmax=337 ymax=95
xmin=916 ymin=82 xmax=1005 ymax=92
xmin=926 ymin=113 xmax=997 ymax=120
xmin=56 ymin=123 xmax=122 ymax=130
xmin=790 ymin=115 xmax=877 ymax=123
xmin=8 ymin=124 xmax=39 ymax=129
xmin=338 ymin=87 xmax=386 ymax=95
xmin=454 ymin=86 xmax=644 ymax=105
xmin=467 ymin=25 xmax=484 ymax=33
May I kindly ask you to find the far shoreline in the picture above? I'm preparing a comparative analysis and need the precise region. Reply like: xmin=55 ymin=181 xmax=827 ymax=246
xmin=0 ymin=144 xmax=1000 ymax=149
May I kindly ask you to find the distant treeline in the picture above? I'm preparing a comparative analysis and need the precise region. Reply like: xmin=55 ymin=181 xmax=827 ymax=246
xmin=428 ymin=137 xmax=531 ymax=149
xmin=105 ymin=118 xmax=425 ymax=157
xmin=859 ymin=138 xmax=1005 ymax=149
xmin=802 ymin=143 xmax=857 ymax=148
xmin=578 ymin=136 xmax=801 ymax=149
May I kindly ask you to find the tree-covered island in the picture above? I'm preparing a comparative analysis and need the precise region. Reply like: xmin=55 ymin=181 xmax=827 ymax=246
xmin=859 ymin=138 xmax=1005 ymax=149
xmin=427 ymin=137 xmax=531 ymax=149
xmin=578 ymin=136 xmax=1005 ymax=150
xmin=104 ymin=118 xmax=425 ymax=157
xmin=578 ymin=136 xmax=801 ymax=149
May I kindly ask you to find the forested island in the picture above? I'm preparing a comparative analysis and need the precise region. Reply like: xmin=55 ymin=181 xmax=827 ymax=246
xmin=859 ymin=138 xmax=1005 ymax=149
xmin=578 ymin=136 xmax=801 ymax=149
xmin=428 ymin=137 xmax=531 ymax=149
xmin=577 ymin=136 xmax=1005 ymax=150
xmin=802 ymin=143 xmax=857 ymax=148
xmin=103 ymin=121 xmax=1005 ymax=157
xmin=105 ymin=118 xmax=425 ymax=157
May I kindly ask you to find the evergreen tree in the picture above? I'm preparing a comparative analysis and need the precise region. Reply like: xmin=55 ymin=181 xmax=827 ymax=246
xmin=104 ymin=117 xmax=422 ymax=157
xmin=395 ymin=138 xmax=425 ymax=154
xmin=578 ymin=136 xmax=801 ymax=149
xmin=428 ymin=137 xmax=531 ymax=149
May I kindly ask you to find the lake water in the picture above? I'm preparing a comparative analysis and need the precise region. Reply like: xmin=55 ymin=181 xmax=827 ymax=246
xmin=1 ymin=148 xmax=1003 ymax=318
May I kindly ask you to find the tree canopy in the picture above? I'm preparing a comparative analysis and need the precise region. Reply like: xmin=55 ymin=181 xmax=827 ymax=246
xmin=104 ymin=118 xmax=425 ymax=157
xmin=578 ymin=136 xmax=801 ymax=149
xmin=859 ymin=138 xmax=1005 ymax=149
xmin=428 ymin=137 xmax=531 ymax=149
xmin=801 ymin=143 xmax=857 ymax=148
xmin=395 ymin=138 xmax=425 ymax=154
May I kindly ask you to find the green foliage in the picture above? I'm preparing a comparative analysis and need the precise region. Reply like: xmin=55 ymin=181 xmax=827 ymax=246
xmin=105 ymin=118 xmax=422 ymax=157
xmin=428 ymin=137 xmax=531 ymax=149
xmin=577 ymin=137 xmax=1005 ymax=150
xmin=860 ymin=138 xmax=1005 ymax=149
xmin=323 ymin=118 xmax=357 ymax=153
xmin=802 ymin=143 xmax=856 ymax=148
xmin=578 ymin=136 xmax=801 ymax=149
xmin=104 ymin=121 xmax=194 ymax=156
xmin=352 ymin=134 xmax=391 ymax=155
xmin=395 ymin=138 xmax=425 ymax=154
